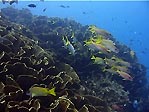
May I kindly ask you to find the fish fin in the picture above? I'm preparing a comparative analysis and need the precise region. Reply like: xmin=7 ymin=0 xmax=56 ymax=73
xmin=31 ymin=93 xmax=36 ymax=97
xmin=102 ymin=68 xmax=106 ymax=72
xmin=64 ymin=36 xmax=70 ymax=46
xmin=96 ymin=36 xmax=103 ymax=44
xmin=48 ymin=87 xmax=56 ymax=96
xmin=71 ymin=32 xmax=75 ymax=38
xmin=98 ymin=51 xmax=102 ymax=54
xmin=91 ymin=55 xmax=95 ymax=60
xmin=62 ymin=36 xmax=68 ymax=45
xmin=66 ymin=41 xmax=70 ymax=46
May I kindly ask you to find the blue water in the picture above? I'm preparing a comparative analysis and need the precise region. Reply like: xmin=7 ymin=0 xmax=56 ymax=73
xmin=1 ymin=1 xmax=149 ymax=79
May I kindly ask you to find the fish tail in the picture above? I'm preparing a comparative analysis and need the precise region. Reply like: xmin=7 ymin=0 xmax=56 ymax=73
xmin=63 ymin=36 xmax=70 ymax=46
xmin=102 ymin=67 xmax=107 ymax=72
xmin=102 ymin=68 xmax=106 ymax=72
xmin=91 ymin=55 xmax=95 ymax=60
xmin=48 ymin=87 xmax=56 ymax=96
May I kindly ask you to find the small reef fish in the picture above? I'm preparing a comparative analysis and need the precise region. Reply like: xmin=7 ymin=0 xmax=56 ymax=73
xmin=86 ymin=43 xmax=98 ymax=51
xmin=116 ymin=70 xmax=133 ymax=81
xmin=101 ymin=39 xmax=119 ymax=53
xmin=85 ymin=36 xmax=118 ymax=54
xmin=71 ymin=32 xmax=77 ymax=43
xmin=104 ymin=58 xmax=116 ymax=66
xmin=43 ymin=8 xmax=46 ymax=12
xmin=28 ymin=4 xmax=36 ymax=8
xmin=117 ymin=60 xmax=131 ymax=68
xmin=62 ymin=36 xmax=75 ymax=55
xmin=88 ymin=25 xmax=111 ymax=39
xmin=85 ymin=40 xmax=110 ymax=55
xmin=94 ymin=43 xmax=110 ymax=54
xmin=92 ymin=35 xmax=103 ymax=44
xmin=88 ymin=25 xmax=103 ymax=35
xmin=130 ymin=50 xmax=135 ymax=58
xmin=112 ymin=66 xmax=129 ymax=73
xmin=29 ymin=87 xmax=56 ymax=97
xmin=60 ymin=5 xmax=70 ymax=8
xmin=2 ymin=0 xmax=18 ymax=5
xmin=67 ymin=43 xmax=75 ymax=55
xmin=91 ymin=55 xmax=105 ymax=65
xmin=93 ymin=36 xmax=118 ymax=53
xmin=112 ymin=56 xmax=132 ymax=68
xmin=82 ymin=12 xmax=87 ymax=14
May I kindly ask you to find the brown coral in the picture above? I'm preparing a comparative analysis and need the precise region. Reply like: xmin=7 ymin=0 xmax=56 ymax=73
xmin=0 ymin=7 xmax=148 ymax=112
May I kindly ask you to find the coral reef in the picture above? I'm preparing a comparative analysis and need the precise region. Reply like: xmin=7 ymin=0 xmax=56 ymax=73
xmin=80 ymin=74 xmax=129 ymax=105
xmin=0 ymin=7 xmax=148 ymax=112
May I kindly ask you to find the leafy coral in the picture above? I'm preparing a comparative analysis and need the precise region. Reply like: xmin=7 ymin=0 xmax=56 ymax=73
xmin=0 ymin=7 xmax=148 ymax=112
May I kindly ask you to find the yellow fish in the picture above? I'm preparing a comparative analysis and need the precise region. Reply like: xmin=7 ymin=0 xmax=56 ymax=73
xmin=101 ymin=39 xmax=119 ymax=53
xmin=130 ymin=50 xmax=135 ymax=58
xmin=112 ymin=66 xmax=129 ymax=73
xmin=88 ymin=25 xmax=111 ymax=39
xmin=112 ymin=56 xmax=132 ymax=68
xmin=104 ymin=58 xmax=116 ymax=66
xmin=91 ymin=55 xmax=105 ymax=65
xmin=62 ymin=36 xmax=75 ymax=55
xmin=29 ymin=87 xmax=56 ymax=97
xmin=93 ymin=43 xmax=110 ymax=55
xmin=116 ymin=70 xmax=133 ymax=81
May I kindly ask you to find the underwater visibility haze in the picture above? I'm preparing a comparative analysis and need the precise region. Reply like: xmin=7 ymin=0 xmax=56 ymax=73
xmin=0 ymin=1 xmax=149 ymax=112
